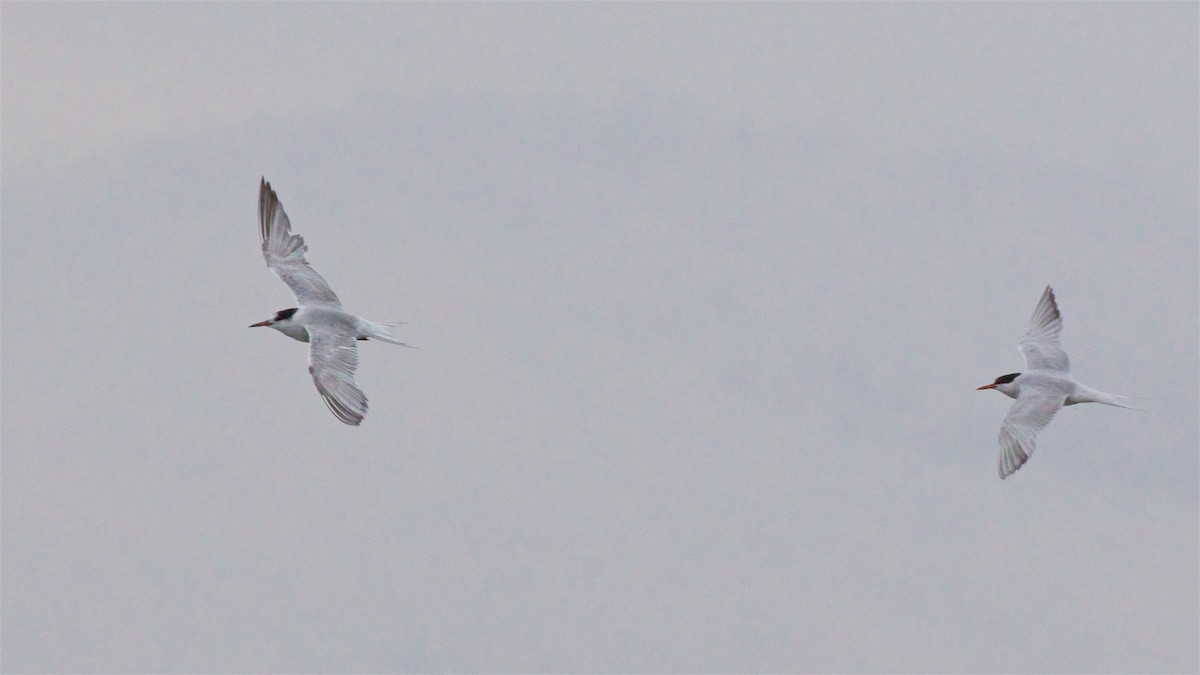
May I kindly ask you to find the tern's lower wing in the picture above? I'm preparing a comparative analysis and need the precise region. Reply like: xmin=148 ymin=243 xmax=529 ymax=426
xmin=997 ymin=391 xmax=1063 ymax=479
xmin=307 ymin=327 xmax=367 ymax=425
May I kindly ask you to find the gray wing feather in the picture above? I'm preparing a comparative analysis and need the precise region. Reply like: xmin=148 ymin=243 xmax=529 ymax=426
xmin=307 ymin=327 xmax=367 ymax=425
xmin=1018 ymin=285 xmax=1069 ymax=373
xmin=259 ymin=178 xmax=342 ymax=308
xmin=997 ymin=392 xmax=1062 ymax=479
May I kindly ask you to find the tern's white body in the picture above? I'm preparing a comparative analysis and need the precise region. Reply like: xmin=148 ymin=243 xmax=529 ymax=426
xmin=265 ymin=306 xmax=381 ymax=344
xmin=984 ymin=370 xmax=1126 ymax=408
xmin=251 ymin=178 xmax=409 ymax=425
xmin=978 ymin=286 xmax=1137 ymax=479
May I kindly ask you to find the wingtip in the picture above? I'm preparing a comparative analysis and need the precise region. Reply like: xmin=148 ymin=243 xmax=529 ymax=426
xmin=1041 ymin=284 xmax=1057 ymax=306
xmin=1028 ymin=285 xmax=1062 ymax=327
xmin=320 ymin=394 xmax=366 ymax=426
xmin=999 ymin=456 xmax=1025 ymax=479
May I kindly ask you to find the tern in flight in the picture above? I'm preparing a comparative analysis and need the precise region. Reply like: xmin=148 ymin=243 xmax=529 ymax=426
xmin=251 ymin=178 xmax=410 ymax=425
xmin=977 ymin=286 xmax=1139 ymax=478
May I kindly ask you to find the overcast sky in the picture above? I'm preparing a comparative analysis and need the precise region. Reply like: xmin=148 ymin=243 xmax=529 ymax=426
xmin=2 ymin=4 xmax=1197 ymax=673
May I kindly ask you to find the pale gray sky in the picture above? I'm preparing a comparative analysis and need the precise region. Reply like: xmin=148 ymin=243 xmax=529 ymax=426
xmin=2 ymin=4 xmax=1197 ymax=673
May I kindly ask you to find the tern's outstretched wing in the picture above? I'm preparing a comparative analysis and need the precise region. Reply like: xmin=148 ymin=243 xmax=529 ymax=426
xmin=308 ymin=326 xmax=367 ymax=425
xmin=997 ymin=390 xmax=1062 ymax=479
xmin=1019 ymin=285 xmax=1069 ymax=373
xmin=259 ymin=178 xmax=342 ymax=308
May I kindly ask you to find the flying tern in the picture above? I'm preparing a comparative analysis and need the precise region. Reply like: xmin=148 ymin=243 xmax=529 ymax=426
xmin=977 ymin=285 xmax=1138 ymax=479
xmin=251 ymin=178 xmax=409 ymax=425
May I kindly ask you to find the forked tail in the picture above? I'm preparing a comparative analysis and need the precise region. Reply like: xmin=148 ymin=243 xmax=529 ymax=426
xmin=1070 ymin=384 xmax=1146 ymax=411
xmin=363 ymin=320 xmax=416 ymax=348
xmin=1095 ymin=392 xmax=1148 ymax=412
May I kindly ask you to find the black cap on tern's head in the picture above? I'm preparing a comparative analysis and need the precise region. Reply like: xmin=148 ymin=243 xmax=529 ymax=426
xmin=250 ymin=307 xmax=299 ymax=328
xmin=976 ymin=372 xmax=1021 ymax=390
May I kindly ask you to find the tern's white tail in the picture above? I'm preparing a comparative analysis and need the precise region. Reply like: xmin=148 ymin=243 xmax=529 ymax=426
xmin=363 ymin=320 xmax=415 ymax=348
xmin=1097 ymin=393 xmax=1147 ymax=411
xmin=1073 ymin=386 xmax=1146 ymax=411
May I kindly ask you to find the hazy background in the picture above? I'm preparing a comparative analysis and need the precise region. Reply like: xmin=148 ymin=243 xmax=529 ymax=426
xmin=3 ymin=4 xmax=1196 ymax=673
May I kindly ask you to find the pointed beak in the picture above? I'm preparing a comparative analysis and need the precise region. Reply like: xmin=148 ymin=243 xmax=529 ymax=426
xmin=976 ymin=384 xmax=997 ymax=390
xmin=249 ymin=320 xmax=273 ymax=328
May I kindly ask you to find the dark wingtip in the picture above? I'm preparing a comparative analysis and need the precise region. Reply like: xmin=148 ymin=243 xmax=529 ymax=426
xmin=259 ymin=178 xmax=275 ymax=243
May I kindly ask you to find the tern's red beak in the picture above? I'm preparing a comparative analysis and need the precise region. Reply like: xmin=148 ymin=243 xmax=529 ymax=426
xmin=975 ymin=384 xmax=997 ymax=390
xmin=249 ymin=320 xmax=273 ymax=328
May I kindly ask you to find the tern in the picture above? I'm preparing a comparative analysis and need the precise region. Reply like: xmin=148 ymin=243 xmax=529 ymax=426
xmin=977 ymin=285 xmax=1139 ymax=479
xmin=251 ymin=178 xmax=409 ymax=425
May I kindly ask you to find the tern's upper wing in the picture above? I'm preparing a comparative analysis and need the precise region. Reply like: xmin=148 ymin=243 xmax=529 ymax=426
xmin=307 ymin=326 xmax=367 ymax=425
xmin=1018 ymin=285 xmax=1069 ymax=373
xmin=996 ymin=390 xmax=1063 ymax=479
xmin=259 ymin=178 xmax=342 ymax=308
